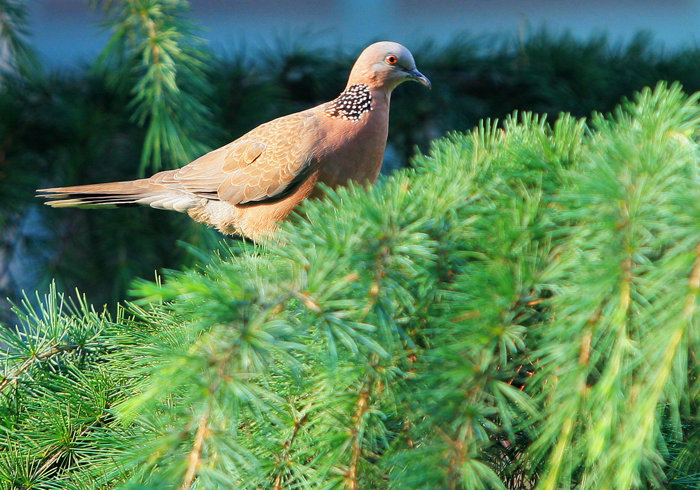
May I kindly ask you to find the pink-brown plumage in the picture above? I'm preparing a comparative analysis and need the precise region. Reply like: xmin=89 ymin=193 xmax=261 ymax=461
xmin=37 ymin=41 xmax=430 ymax=240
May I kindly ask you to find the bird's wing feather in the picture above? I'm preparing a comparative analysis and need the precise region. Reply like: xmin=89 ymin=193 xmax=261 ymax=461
xmin=156 ymin=111 xmax=322 ymax=205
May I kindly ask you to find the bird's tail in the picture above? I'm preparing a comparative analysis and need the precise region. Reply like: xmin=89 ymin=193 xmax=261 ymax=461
xmin=37 ymin=179 xmax=199 ymax=212
xmin=37 ymin=180 xmax=150 ymax=208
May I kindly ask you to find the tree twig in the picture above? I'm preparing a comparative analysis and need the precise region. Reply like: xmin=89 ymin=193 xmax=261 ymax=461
xmin=0 ymin=344 xmax=78 ymax=393
xmin=272 ymin=402 xmax=312 ymax=490
xmin=31 ymin=416 xmax=101 ymax=481
xmin=181 ymin=409 xmax=210 ymax=490
xmin=345 ymin=388 xmax=370 ymax=490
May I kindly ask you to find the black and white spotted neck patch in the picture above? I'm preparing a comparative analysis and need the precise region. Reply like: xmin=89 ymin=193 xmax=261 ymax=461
xmin=324 ymin=84 xmax=372 ymax=121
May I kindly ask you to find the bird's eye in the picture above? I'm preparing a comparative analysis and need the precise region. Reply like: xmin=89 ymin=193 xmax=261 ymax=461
xmin=385 ymin=55 xmax=398 ymax=65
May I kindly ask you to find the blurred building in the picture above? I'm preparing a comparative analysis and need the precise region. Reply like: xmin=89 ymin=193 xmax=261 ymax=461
xmin=30 ymin=0 xmax=700 ymax=67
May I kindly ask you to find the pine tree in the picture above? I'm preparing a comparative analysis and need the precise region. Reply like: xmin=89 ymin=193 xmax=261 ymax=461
xmin=0 ymin=82 xmax=697 ymax=488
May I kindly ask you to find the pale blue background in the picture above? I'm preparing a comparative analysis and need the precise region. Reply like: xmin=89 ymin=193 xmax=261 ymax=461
xmin=30 ymin=0 xmax=700 ymax=67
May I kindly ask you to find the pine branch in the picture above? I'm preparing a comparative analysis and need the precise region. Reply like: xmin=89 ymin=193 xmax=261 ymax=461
xmin=181 ymin=409 xmax=209 ymax=490
xmin=0 ymin=343 xmax=78 ymax=392
xmin=30 ymin=412 xmax=107 ymax=482
xmin=95 ymin=0 xmax=215 ymax=174
xmin=345 ymin=386 xmax=370 ymax=490
xmin=272 ymin=402 xmax=311 ymax=490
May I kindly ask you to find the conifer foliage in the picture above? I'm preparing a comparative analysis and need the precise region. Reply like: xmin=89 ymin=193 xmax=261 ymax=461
xmin=0 ymin=82 xmax=698 ymax=488
xmin=95 ymin=0 xmax=216 ymax=174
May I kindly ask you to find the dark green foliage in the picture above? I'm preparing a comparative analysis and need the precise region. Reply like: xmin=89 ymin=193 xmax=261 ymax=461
xmin=0 ymin=0 xmax=39 ymax=79
xmin=0 ymin=0 xmax=219 ymax=319
xmin=0 ymin=69 xmax=208 ymax=317
xmin=1 ymin=82 xmax=697 ymax=488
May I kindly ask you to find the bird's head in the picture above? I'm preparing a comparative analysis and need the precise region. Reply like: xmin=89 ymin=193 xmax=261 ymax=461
xmin=347 ymin=41 xmax=431 ymax=92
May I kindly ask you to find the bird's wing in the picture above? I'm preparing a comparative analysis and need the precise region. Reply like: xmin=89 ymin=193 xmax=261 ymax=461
xmin=156 ymin=111 xmax=323 ymax=205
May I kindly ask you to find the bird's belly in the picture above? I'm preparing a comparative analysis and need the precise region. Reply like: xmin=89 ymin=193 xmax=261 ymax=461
xmin=189 ymin=171 xmax=320 ymax=240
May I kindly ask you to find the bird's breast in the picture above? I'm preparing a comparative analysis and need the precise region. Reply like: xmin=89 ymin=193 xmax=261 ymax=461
xmin=315 ymin=94 xmax=390 ymax=190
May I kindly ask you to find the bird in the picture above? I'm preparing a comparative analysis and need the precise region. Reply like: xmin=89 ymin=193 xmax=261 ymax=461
xmin=37 ymin=41 xmax=431 ymax=241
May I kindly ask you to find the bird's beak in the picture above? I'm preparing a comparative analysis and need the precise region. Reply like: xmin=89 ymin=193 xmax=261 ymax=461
xmin=407 ymin=68 xmax=431 ymax=89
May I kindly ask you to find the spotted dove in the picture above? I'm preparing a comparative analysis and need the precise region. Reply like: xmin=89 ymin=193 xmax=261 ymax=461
xmin=37 ymin=41 xmax=431 ymax=240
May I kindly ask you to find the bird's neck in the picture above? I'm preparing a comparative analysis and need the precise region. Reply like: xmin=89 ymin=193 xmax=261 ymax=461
xmin=324 ymin=83 xmax=390 ymax=122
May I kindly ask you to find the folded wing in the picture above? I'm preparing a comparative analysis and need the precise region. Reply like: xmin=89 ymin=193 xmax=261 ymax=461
xmin=38 ymin=110 xmax=322 ymax=211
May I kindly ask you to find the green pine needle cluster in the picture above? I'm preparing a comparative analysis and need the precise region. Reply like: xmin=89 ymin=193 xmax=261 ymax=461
xmin=1 ymin=82 xmax=698 ymax=488
xmin=95 ymin=0 xmax=215 ymax=174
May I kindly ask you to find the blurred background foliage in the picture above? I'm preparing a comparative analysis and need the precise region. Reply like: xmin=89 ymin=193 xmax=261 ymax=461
xmin=3 ymin=0 xmax=700 ymax=321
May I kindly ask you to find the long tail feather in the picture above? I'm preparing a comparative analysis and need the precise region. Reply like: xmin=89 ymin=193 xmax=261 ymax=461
xmin=37 ymin=181 xmax=149 ymax=208
xmin=37 ymin=180 xmax=200 ymax=212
